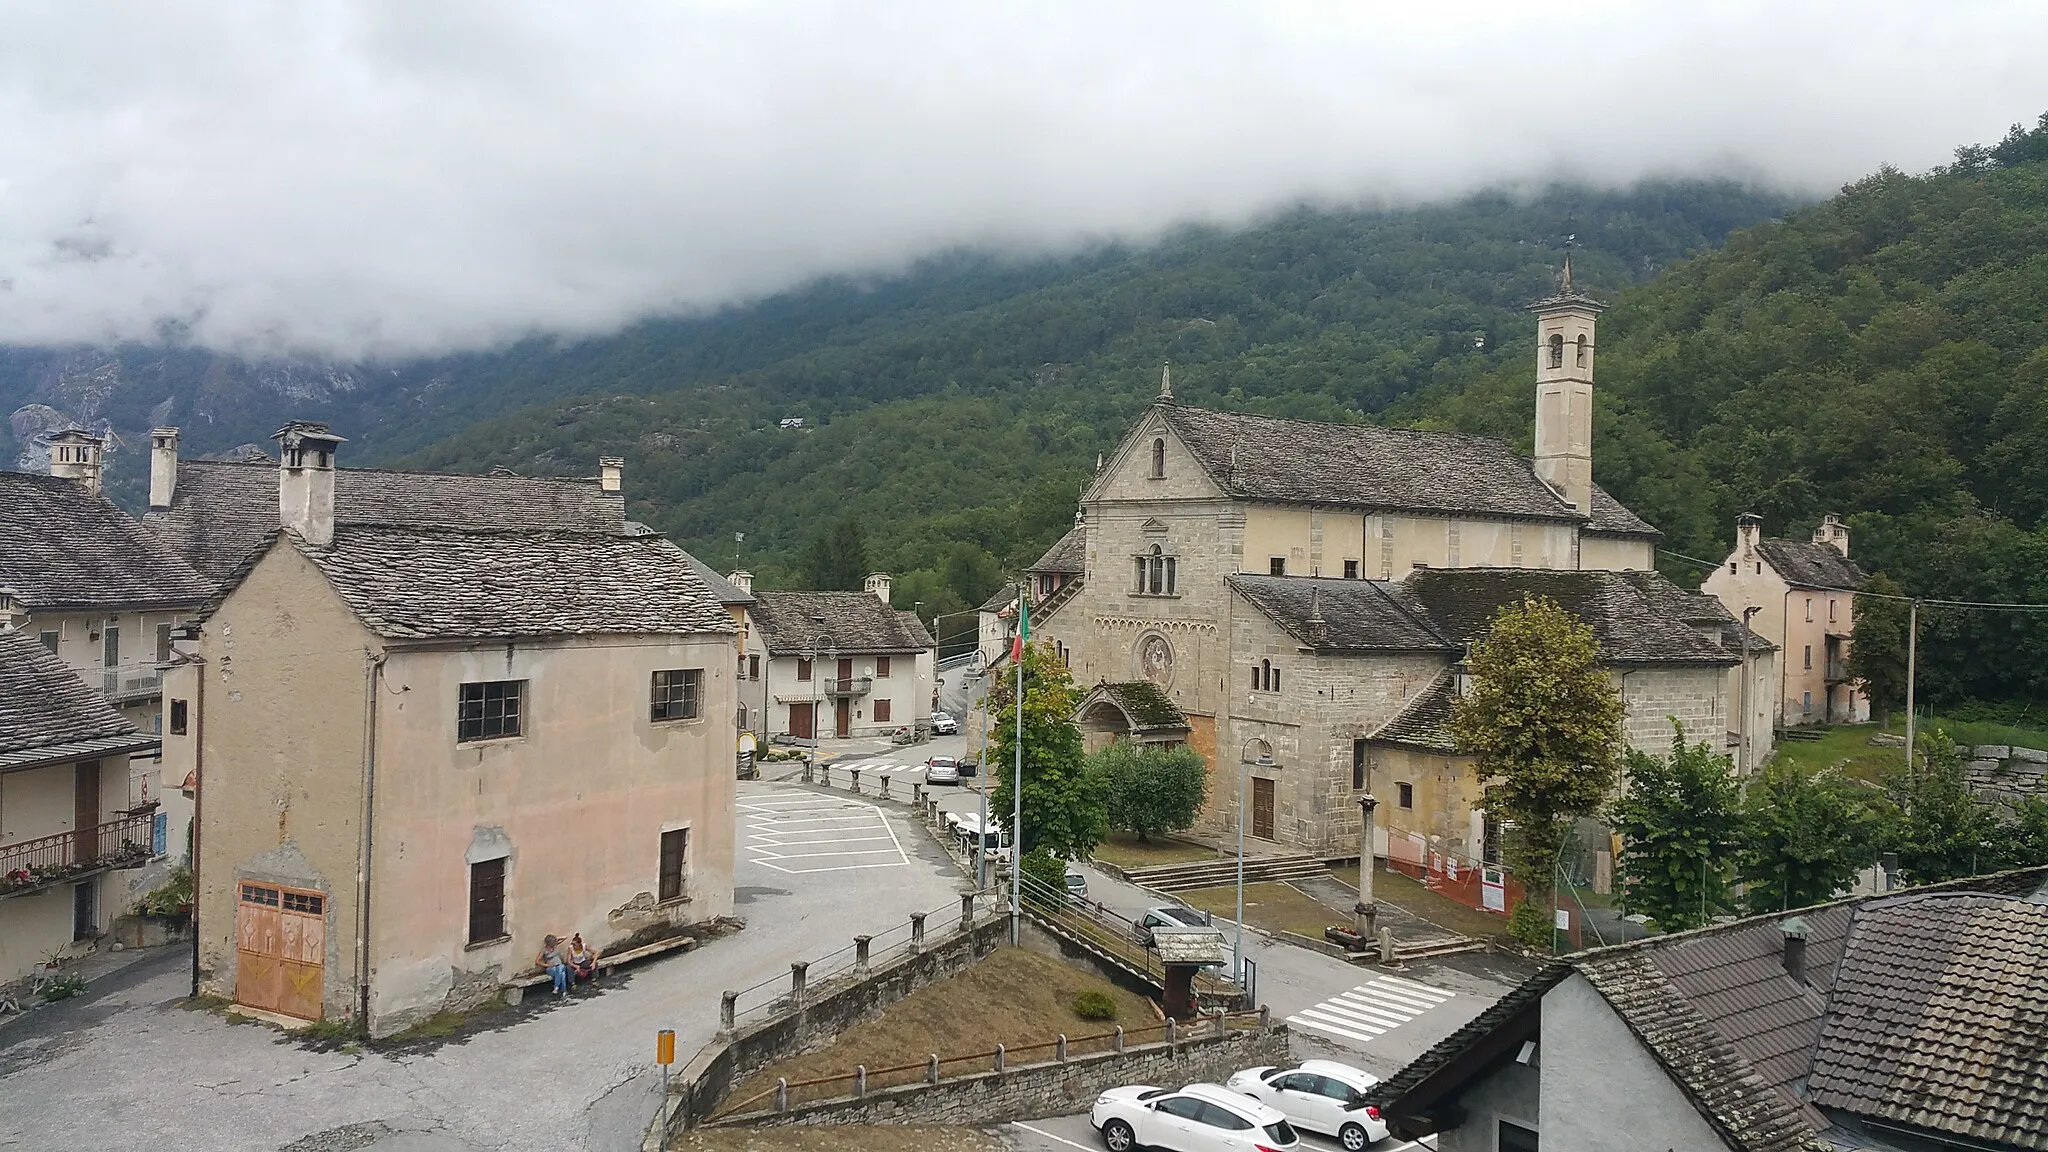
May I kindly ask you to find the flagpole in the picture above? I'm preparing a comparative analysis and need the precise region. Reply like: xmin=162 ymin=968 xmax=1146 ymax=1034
xmin=1010 ymin=597 xmax=1027 ymax=945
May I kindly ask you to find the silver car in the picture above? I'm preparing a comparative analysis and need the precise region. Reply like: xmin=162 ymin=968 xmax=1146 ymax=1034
xmin=923 ymin=756 xmax=960 ymax=785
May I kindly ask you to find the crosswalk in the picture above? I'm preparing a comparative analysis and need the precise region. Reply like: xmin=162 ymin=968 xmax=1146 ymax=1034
xmin=1286 ymin=975 xmax=1455 ymax=1046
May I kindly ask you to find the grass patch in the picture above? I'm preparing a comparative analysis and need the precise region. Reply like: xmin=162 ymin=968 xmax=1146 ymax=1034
xmin=1768 ymin=724 xmax=1903 ymax=784
xmin=718 ymin=947 xmax=1155 ymax=1115
xmin=293 ymin=1017 xmax=363 ymax=1043
xmin=1089 ymin=832 xmax=1216 ymax=869
xmin=674 ymin=1127 xmax=1003 ymax=1152
xmin=1176 ymin=881 xmax=1346 ymax=941
xmin=379 ymin=998 xmax=508 ymax=1045
xmin=1367 ymin=867 xmax=1519 ymax=944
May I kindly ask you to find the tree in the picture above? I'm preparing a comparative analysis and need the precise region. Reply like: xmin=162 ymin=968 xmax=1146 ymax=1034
xmin=1736 ymin=760 xmax=1878 ymax=915
xmin=990 ymin=642 xmax=1104 ymax=860
xmin=799 ymin=519 xmax=869 ymax=590
xmin=1846 ymin=572 xmax=1911 ymax=726
xmin=1090 ymin=743 xmax=1208 ymax=843
xmin=1608 ymin=723 xmax=1742 ymax=932
xmin=1448 ymin=595 xmax=1626 ymax=935
xmin=1998 ymin=796 xmax=2048 ymax=869
xmin=1886 ymin=730 xmax=2002 ymax=884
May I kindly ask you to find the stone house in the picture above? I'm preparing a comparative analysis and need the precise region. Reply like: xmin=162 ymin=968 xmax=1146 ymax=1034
xmin=1035 ymin=274 xmax=1753 ymax=858
xmin=747 ymin=575 xmax=937 ymax=741
xmin=0 ymin=442 xmax=214 ymax=881
xmin=0 ymin=628 xmax=161 ymax=982
xmin=1369 ymin=867 xmax=2048 ymax=1152
xmin=177 ymin=425 xmax=737 ymax=1034
xmin=1701 ymin=512 xmax=1867 ymax=727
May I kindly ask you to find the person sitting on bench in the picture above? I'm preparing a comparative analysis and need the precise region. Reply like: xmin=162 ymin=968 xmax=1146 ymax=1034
xmin=568 ymin=934 xmax=599 ymax=986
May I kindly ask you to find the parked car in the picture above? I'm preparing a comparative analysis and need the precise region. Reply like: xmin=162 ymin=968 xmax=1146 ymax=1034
xmin=1065 ymin=870 xmax=1088 ymax=901
xmin=1132 ymin=904 xmax=1213 ymax=947
xmin=930 ymin=710 xmax=959 ymax=735
xmin=1092 ymin=1082 xmax=1299 ymax=1152
xmin=924 ymin=756 xmax=960 ymax=785
xmin=1225 ymin=1060 xmax=1388 ymax=1151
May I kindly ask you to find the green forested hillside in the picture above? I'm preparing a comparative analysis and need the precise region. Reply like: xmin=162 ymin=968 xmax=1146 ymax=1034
xmin=397 ymin=181 xmax=1792 ymax=628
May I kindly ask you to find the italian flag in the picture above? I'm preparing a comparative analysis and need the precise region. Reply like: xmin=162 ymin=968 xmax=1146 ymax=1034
xmin=1011 ymin=597 xmax=1029 ymax=663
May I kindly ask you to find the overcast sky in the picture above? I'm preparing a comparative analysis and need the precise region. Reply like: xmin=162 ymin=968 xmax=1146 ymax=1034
xmin=2 ymin=1 xmax=2044 ymax=360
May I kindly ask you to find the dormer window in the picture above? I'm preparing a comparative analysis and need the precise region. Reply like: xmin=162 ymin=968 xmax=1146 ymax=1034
xmin=1150 ymin=438 xmax=1166 ymax=479
xmin=1548 ymin=333 xmax=1565 ymax=369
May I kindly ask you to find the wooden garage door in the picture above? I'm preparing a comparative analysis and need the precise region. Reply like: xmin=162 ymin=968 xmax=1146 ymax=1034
xmin=236 ymin=883 xmax=326 ymax=1020
xmin=789 ymin=701 xmax=815 ymax=740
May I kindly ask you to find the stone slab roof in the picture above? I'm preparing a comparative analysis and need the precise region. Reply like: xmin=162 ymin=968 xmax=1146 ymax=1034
xmin=1617 ymin=569 xmax=1777 ymax=653
xmin=1806 ymin=892 xmax=2048 ymax=1150
xmin=1090 ymin=681 xmax=1190 ymax=732
xmin=1157 ymin=403 xmax=1648 ymax=525
xmin=978 ymin=582 xmax=1021 ymax=613
xmin=1402 ymin=568 xmax=1742 ymax=667
xmin=1229 ymin=575 xmax=1456 ymax=655
xmin=146 ymin=459 xmax=627 ymax=582
xmin=0 ymin=471 xmax=215 ymax=612
xmin=213 ymin=526 xmax=734 ymax=641
xmin=1028 ymin=527 xmax=1086 ymax=575
xmin=0 ymin=627 xmax=153 ymax=770
xmin=675 ymin=548 xmax=754 ymax=606
xmin=1367 ymin=669 xmax=1461 ymax=752
xmin=1587 ymin=485 xmax=1662 ymax=538
xmin=750 ymin=590 xmax=937 ymax=655
xmin=1150 ymin=927 xmax=1227 ymax=965
xmin=1755 ymin=539 xmax=1864 ymax=591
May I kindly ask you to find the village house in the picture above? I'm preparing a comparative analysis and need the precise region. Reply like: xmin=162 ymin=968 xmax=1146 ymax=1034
xmin=746 ymin=574 xmax=937 ymax=742
xmin=0 ymin=435 xmax=215 ymax=884
xmin=0 ymin=628 xmax=162 ymax=983
xmin=1702 ymin=512 xmax=1867 ymax=727
xmin=1033 ymin=268 xmax=1768 ymax=863
xmin=1368 ymin=866 xmax=2048 ymax=1152
xmin=176 ymin=423 xmax=737 ymax=1035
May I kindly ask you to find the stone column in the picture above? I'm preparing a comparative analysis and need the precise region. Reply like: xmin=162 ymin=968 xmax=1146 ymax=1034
xmin=718 ymin=990 xmax=737 ymax=1033
xmin=850 ymin=767 xmax=862 ymax=794
xmin=789 ymin=961 xmax=808 ymax=1008
xmin=1356 ymin=794 xmax=1379 ymax=943
xmin=960 ymin=891 xmax=976 ymax=928
xmin=910 ymin=912 xmax=926 ymax=953
xmin=854 ymin=934 xmax=872 ymax=976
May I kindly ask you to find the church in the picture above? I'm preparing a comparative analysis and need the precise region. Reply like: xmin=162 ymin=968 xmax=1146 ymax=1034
xmin=1029 ymin=265 xmax=1774 ymax=863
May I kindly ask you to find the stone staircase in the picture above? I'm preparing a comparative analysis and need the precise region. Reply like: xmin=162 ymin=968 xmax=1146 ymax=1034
xmin=1121 ymin=853 xmax=1329 ymax=893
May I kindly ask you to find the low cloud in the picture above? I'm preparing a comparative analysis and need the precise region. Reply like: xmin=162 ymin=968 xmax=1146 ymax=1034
xmin=1 ymin=0 xmax=2043 ymax=359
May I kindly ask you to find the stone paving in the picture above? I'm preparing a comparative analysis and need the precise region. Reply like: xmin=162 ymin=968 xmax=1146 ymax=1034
xmin=0 ymin=780 xmax=968 ymax=1152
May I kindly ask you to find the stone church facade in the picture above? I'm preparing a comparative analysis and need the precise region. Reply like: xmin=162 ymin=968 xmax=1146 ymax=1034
xmin=1036 ymin=272 xmax=1760 ymax=859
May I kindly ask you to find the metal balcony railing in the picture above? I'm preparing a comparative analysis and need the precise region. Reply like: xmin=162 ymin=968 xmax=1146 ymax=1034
xmin=823 ymin=676 xmax=872 ymax=697
xmin=101 ymin=664 xmax=163 ymax=704
xmin=0 ymin=811 xmax=155 ymax=896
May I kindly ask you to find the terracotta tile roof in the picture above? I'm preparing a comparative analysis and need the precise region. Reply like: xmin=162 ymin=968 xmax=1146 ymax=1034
xmin=1158 ymin=404 xmax=1652 ymax=525
xmin=1228 ymin=575 xmax=1456 ymax=655
xmin=0 ymin=628 xmax=152 ymax=769
xmin=145 ymin=459 xmax=627 ymax=582
xmin=1806 ymin=892 xmax=2048 ymax=1150
xmin=0 ymin=471 xmax=214 ymax=612
xmin=1754 ymin=540 xmax=1864 ymax=591
xmin=1402 ymin=568 xmax=1742 ymax=666
xmin=750 ymin=590 xmax=936 ymax=655
xmin=214 ymin=526 xmax=735 ymax=641
xmin=1367 ymin=669 xmax=1462 ymax=752
xmin=1029 ymin=527 xmax=1086 ymax=575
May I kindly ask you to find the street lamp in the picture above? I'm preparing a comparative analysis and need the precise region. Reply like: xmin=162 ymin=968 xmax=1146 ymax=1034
xmin=805 ymin=633 xmax=836 ymax=783
xmin=1235 ymin=738 xmax=1276 ymax=986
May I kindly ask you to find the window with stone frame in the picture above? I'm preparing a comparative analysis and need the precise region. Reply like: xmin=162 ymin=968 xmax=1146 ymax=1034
xmin=458 ymin=680 xmax=525 ymax=742
xmin=651 ymin=669 xmax=703 ymax=722
xmin=1133 ymin=544 xmax=1177 ymax=595
xmin=1397 ymin=781 xmax=1414 ymax=808
xmin=1251 ymin=658 xmax=1280 ymax=692
xmin=748 ymin=654 xmax=761 ymax=680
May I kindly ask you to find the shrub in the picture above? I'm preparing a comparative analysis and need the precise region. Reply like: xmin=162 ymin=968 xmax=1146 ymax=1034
xmin=38 ymin=974 xmax=85 ymax=1003
xmin=1072 ymin=990 xmax=1118 ymax=1021
xmin=1019 ymin=848 xmax=1070 ymax=911
xmin=1507 ymin=900 xmax=1555 ymax=950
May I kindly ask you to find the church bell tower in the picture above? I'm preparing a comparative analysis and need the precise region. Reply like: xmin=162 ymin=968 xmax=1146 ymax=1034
xmin=1529 ymin=249 xmax=1604 ymax=514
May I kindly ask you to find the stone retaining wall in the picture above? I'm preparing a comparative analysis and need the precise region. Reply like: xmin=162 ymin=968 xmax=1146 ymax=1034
xmin=1965 ymin=744 xmax=2048 ymax=816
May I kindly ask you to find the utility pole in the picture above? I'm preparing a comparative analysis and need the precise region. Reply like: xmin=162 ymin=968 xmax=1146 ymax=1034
xmin=1010 ymin=597 xmax=1027 ymax=945
xmin=1904 ymin=599 xmax=1920 ymax=773
xmin=1739 ymin=606 xmax=1760 ymax=780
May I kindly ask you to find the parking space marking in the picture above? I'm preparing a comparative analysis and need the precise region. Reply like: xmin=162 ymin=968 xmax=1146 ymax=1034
xmin=1286 ymin=976 xmax=1455 ymax=1048
xmin=738 ymin=794 xmax=910 ymax=874
xmin=1010 ymin=1122 xmax=1096 ymax=1151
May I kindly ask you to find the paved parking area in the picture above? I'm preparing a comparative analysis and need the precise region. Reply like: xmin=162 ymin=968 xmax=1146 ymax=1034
xmin=1285 ymin=974 xmax=1457 ymax=1048
xmin=740 ymin=791 xmax=911 ymax=874
xmin=1004 ymin=1114 xmax=1437 ymax=1151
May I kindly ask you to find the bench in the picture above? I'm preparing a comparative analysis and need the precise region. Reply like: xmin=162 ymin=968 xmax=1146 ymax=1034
xmin=502 ymin=933 xmax=698 ymax=1004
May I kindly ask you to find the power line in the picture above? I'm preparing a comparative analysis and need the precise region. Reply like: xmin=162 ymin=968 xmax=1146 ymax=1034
xmin=1656 ymin=548 xmax=2048 ymax=614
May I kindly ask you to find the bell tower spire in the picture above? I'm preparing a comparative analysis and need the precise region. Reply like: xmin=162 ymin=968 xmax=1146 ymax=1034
xmin=1158 ymin=360 xmax=1173 ymax=402
xmin=1528 ymin=238 xmax=1604 ymax=514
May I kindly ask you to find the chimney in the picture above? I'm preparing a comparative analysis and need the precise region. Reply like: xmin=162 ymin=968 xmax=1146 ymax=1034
xmin=46 ymin=429 xmax=104 ymax=495
xmin=599 ymin=456 xmax=624 ymax=494
xmin=274 ymin=421 xmax=346 ymax=547
xmin=1780 ymin=916 xmax=1809 ymax=984
xmin=150 ymin=428 xmax=181 ymax=510
xmin=864 ymin=572 xmax=893 ymax=605
xmin=1813 ymin=513 xmax=1849 ymax=557
xmin=726 ymin=570 xmax=753 ymax=595
xmin=0 ymin=587 xmax=23 ymax=632
xmin=1736 ymin=512 xmax=1763 ymax=558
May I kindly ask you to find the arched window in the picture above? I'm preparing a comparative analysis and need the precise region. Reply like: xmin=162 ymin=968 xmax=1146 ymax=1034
xmin=1151 ymin=438 xmax=1166 ymax=478
xmin=1147 ymin=545 xmax=1164 ymax=594
xmin=1255 ymin=659 xmax=1279 ymax=692
xmin=1548 ymin=333 xmax=1565 ymax=369
xmin=1136 ymin=544 xmax=1177 ymax=595
xmin=1575 ymin=334 xmax=1589 ymax=367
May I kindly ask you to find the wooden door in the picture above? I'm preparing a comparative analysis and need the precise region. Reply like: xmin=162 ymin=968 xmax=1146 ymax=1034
xmin=73 ymin=759 xmax=101 ymax=864
xmin=789 ymin=701 xmax=814 ymax=740
xmin=1252 ymin=777 xmax=1275 ymax=840
xmin=834 ymin=698 xmax=851 ymax=738
xmin=236 ymin=883 xmax=326 ymax=1020
xmin=277 ymin=889 xmax=327 ymax=1021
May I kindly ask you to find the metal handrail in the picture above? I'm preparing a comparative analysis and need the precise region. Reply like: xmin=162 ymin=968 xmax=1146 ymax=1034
xmin=1 ymin=812 xmax=155 ymax=890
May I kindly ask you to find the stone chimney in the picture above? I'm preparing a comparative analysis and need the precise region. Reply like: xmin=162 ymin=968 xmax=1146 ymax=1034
xmin=864 ymin=572 xmax=893 ymax=605
xmin=1780 ymin=916 xmax=1809 ymax=983
xmin=274 ymin=421 xmax=346 ymax=547
xmin=47 ymin=429 xmax=104 ymax=494
xmin=1736 ymin=512 xmax=1763 ymax=558
xmin=599 ymin=456 xmax=624 ymax=494
xmin=727 ymin=570 xmax=753 ymax=595
xmin=1813 ymin=513 xmax=1849 ymax=557
xmin=150 ymin=428 xmax=181 ymax=510
xmin=0 ymin=587 xmax=23 ymax=632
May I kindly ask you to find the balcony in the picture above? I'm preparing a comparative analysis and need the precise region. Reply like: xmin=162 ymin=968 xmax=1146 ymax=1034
xmin=824 ymin=676 xmax=872 ymax=697
xmin=1825 ymin=660 xmax=1848 ymax=683
xmin=0 ymin=811 xmax=155 ymax=899
xmin=101 ymin=664 xmax=163 ymax=705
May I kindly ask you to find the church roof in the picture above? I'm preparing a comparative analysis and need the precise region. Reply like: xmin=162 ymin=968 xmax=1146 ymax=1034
xmin=1367 ymin=669 xmax=1463 ymax=752
xmin=1228 ymin=576 xmax=1457 ymax=655
xmin=1400 ymin=568 xmax=1741 ymax=667
xmin=1155 ymin=404 xmax=1645 ymax=526
xmin=1029 ymin=527 xmax=1086 ymax=575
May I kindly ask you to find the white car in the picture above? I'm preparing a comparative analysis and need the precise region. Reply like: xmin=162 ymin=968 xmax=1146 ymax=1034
xmin=924 ymin=756 xmax=960 ymax=785
xmin=930 ymin=710 xmax=959 ymax=735
xmin=1092 ymin=1082 xmax=1300 ymax=1152
xmin=1225 ymin=1060 xmax=1389 ymax=1150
